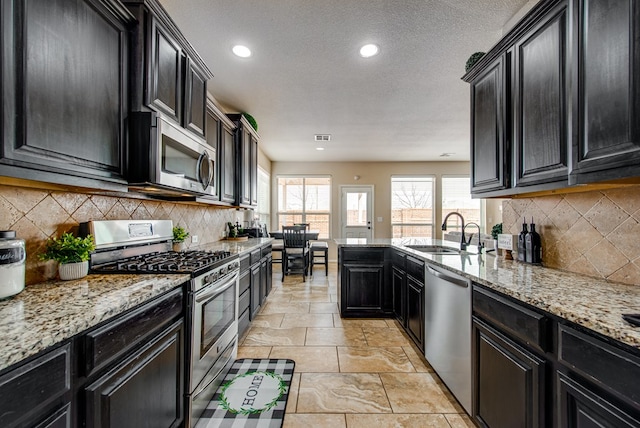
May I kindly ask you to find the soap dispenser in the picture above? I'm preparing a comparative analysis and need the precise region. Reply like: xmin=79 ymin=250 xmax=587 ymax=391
xmin=525 ymin=218 xmax=542 ymax=264
xmin=517 ymin=218 xmax=527 ymax=262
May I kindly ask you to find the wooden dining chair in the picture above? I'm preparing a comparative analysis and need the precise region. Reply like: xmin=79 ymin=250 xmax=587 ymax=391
xmin=282 ymin=225 xmax=309 ymax=281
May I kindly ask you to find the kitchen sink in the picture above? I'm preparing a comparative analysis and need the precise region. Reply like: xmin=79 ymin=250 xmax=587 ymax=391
xmin=405 ymin=245 xmax=476 ymax=255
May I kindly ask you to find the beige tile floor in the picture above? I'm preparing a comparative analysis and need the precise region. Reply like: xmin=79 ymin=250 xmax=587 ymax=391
xmin=238 ymin=263 xmax=476 ymax=428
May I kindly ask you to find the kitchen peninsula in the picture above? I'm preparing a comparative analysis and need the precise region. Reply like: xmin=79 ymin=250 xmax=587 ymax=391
xmin=336 ymin=238 xmax=640 ymax=427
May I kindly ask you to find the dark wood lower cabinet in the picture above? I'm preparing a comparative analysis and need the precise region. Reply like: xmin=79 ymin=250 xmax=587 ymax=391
xmin=84 ymin=320 xmax=184 ymax=428
xmin=342 ymin=263 xmax=385 ymax=316
xmin=250 ymin=264 xmax=261 ymax=319
xmin=473 ymin=317 xmax=546 ymax=428
xmin=406 ymin=276 xmax=424 ymax=351
xmin=558 ymin=372 xmax=640 ymax=428
xmin=35 ymin=403 xmax=72 ymax=428
xmin=392 ymin=266 xmax=406 ymax=326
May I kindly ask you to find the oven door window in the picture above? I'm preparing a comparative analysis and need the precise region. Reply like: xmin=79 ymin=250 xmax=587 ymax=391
xmin=200 ymin=283 xmax=236 ymax=358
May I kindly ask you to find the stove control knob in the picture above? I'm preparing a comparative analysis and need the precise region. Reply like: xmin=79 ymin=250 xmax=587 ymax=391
xmin=219 ymin=266 xmax=227 ymax=276
xmin=233 ymin=261 xmax=240 ymax=270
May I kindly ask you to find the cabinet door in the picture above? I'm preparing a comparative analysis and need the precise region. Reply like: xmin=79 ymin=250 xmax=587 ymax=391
xmin=392 ymin=266 xmax=406 ymax=326
xmin=570 ymin=0 xmax=640 ymax=184
xmin=473 ymin=317 xmax=546 ymax=428
xmin=220 ymin=123 xmax=236 ymax=203
xmin=406 ymin=276 xmax=424 ymax=350
xmin=250 ymin=134 xmax=259 ymax=206
xmin=85 ymin=320 xmax=184 ymax=428
xmin=205 ymin=109 xmax=220 ymax=200
xmin=557 ymin=372 xmax=640 ymax=427
xmin=148 ymin=16 xmax=183 ymax=123
xmin=250 ymin=264 xmax=261 ymax=319
xmin=342 ymin=263 xmax=384 ymax=316
xmin=513 ymin=1 xmax=569 ymax=187
xmin=184 ymin=58 xmax=208 ymax=138
xmin=0 ymin=0 xmax=130 ymax=190
xmin=470 ymin=54 xmax=509 ymax=194
xmin=0 ymin=343 xmax=71 ymax=428
xmin=239 ymin=128 xmax=252 ymax=205
xmin=265 ymin=254 xmax=273 ymax=296
xmin=260 ymin=258 xmax=268 ymax=305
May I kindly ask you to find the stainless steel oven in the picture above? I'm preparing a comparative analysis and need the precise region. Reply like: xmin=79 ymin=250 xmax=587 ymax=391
xmin=188 ymin=261 xmax=239 ymax=423
xmin=128 ymin=111 xmax=216 ymax=198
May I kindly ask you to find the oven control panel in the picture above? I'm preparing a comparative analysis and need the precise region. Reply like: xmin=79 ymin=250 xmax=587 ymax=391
xmin=193 ymin=258 xmax=240 ymax=292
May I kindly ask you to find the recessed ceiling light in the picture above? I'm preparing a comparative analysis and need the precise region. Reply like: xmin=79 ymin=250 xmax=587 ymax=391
xmin=359 ymin=44 xmax=379 ymax=58
xmin=232 ymin=45 xmax=251 ymax=58
xmin=316 ymin=147 xmax=325 ymax=151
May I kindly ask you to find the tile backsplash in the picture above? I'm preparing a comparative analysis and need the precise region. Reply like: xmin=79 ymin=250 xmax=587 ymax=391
xmin=502 ymin=186 xmax=640 ymax=286
xmin=0 ymin=184 xmax=237 ymax=285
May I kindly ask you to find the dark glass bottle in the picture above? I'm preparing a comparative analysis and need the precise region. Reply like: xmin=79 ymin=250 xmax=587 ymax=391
xmin=517 ymin=220 xmax=527 ymax=262
xmin=525 ymin=220 xmax=542 ymax=264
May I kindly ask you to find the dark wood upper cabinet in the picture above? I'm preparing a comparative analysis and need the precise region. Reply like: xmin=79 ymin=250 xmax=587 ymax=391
xmin=465 ymin=0 xmax=640 ymax=196
xmin=185 ymin=59 xmax=208 ymax=138
xmin=147 ymin=16 xmax=182 ymax=123
xmin=570 ymin=0 xmax=640 ymax=184
xmin=0 ymin=0 xmax=133 ymax=191
xmin=124 ymin=0 xmax=212 ymax=137
xmin=227 ymin=114 xmax=259 ymax=208
xmin=221 ymin=122 xmax=237 ymax=204
xmin=469 ymin=54 xmax=509 ymax=194
xmin=513 ymin=1 xmax=569 ymax=187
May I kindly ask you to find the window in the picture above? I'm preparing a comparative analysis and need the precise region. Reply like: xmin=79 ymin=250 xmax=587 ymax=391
xmin=255 ymin=167 xmax=270 ymax=226
xmin=391 ymin=176 xmax=434 ymax=238
xmin=441 ymin=176 xmax=482 ymax=232
xmin=277 ymin=176 xmax=331 ymax=239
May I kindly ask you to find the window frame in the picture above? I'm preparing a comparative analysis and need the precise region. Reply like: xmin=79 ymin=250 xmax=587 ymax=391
xmin=275 ymin=175 xmax=332 ymax=239
xmin=441 ymin=175 xmax=485 ymax=232
xmin=390 ymin=175 xmax=436 ymax=238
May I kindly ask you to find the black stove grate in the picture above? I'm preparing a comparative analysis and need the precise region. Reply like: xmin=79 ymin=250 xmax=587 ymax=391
xmin=92 ymin=250 xmax=233 ymax=274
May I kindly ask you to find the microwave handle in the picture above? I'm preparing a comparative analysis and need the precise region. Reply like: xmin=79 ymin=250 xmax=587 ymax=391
xmin=197 ymin=151 xmax=214 ymax=190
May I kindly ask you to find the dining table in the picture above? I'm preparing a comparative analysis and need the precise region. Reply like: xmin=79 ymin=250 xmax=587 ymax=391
xmin=269 ymin=230 xmax=320 ymax=240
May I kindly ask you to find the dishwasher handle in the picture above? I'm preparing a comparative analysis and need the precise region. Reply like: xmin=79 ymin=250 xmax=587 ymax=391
xmin=426 ymin=265 xmax=469 ymax=288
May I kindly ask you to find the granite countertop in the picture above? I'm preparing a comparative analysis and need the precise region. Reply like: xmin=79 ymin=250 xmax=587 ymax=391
xmin=0 ymin=238 xmax=272 ymax=373
xmin=335 ymin=238 xmax=640 ymax=350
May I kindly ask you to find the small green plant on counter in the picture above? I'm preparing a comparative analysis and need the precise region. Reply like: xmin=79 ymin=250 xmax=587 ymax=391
xmin=491 ymin=223 xmax=503 ymax=240
xmin=173 ymin=226 xmax=189 ymax=243
xmin=39 ymin=233 xmax=95 ymax=264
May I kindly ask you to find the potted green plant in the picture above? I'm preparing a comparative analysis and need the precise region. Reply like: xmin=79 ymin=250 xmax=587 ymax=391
xmin=39 ymin=233 xmax=95 ymax=280
xmin=491 ymin=223 xmax=503 ymax=253
xmin=172 ymin=226 xmax=189 ymax=252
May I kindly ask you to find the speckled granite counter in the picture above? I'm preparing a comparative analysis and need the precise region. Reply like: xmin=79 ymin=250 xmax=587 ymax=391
xmin=0 ymin=273 xmax=189 ymax=372
xmin=0 ymin=238 xmax=272 ymax=373
xmin=335 ymin=238 xmax=640 ymax=350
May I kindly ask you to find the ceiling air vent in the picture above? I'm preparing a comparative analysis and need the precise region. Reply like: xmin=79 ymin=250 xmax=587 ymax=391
xmin=314 ymin=134 xmax=331 ymax=142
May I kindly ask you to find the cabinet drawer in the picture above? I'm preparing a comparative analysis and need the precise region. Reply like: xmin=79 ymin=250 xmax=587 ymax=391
xmin=239 ymin=288 xmax=250 ymax=314
xmin=473 ymin=286 xmax=550 ymax=353
xmin=250 ymin=249 xmax=261 ymax=265
xmin=406 ymin=256 xmax=424 ymax=282
xmin=0 ymin=343 xmax=71 ymax=428
xmin=240 ymin=254 xmax=251 ymax=272
xmin=392 ymin=250 xmax=406 ymax=269
xmin=261 ymin=245 xmax=272 ymax=258
xmin=558 ymin=324 xmax=640 ymax=407
xmin=239 ymin=269 xmax=251 ymax=295
xmin=342 ymin=247 xmax=385 ymax=263
xmin=82 ymin=287 xmax=184 ymax=377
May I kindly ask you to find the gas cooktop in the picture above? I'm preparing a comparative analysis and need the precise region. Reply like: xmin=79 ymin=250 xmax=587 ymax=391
xmin=91 ymin=250 xmax=233 ymax=274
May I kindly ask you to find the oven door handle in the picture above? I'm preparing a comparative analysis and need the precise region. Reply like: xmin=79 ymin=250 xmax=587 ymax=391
xmin=195 ymin=271 xmax=239 ymax=303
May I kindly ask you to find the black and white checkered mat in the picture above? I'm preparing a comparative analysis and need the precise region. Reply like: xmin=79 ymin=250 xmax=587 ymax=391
xmin=195 ymin=359 xmax=295 ymax=428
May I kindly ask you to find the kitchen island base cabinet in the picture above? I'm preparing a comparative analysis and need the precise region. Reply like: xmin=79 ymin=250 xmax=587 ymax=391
xmin=84 ymin=320 xmax=184 ymax=428
xmin=338 ymin=247 xmax=391 ymax=318
xmin=473 ymin=317 xmax=546 ymax=428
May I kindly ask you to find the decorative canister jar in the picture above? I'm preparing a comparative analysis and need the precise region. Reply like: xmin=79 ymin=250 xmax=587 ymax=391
xmin=0 ymin=230 xmax=26 ymax=299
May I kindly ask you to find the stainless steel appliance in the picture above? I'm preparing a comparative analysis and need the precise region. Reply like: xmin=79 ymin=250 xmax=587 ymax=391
xmin=82 ymin=220 xmax=239 ymax=427
xmin=423 ymin=262 xmax=472 ymax=414
xmin=127 ymin=111 xmax=217 ymax=199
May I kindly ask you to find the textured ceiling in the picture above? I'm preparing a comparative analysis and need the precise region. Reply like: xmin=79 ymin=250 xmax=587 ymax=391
xmin=158 ymin=0 xmax=531 ymax=162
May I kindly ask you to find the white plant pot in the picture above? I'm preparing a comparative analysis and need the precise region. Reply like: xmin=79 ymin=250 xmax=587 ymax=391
xmin=173 ymin=242 xmax=185 ymax=252
xmin=58 ymin=261 xmax=89 ymax=281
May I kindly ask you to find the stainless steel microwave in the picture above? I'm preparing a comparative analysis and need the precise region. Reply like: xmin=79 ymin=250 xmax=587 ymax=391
xmin=127 ymin=111 xmax=216 ymax=198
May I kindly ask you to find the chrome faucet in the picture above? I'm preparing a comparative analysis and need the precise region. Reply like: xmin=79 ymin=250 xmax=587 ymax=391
xmin=442 ymin=212 xmax=466 ymax=251
xmin=464 ymin=222 xmax=483 ymax=253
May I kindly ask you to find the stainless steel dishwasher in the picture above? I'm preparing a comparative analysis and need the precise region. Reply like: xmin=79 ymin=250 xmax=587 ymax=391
xmin=424 ymin=262 xmax=472 ymax=414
